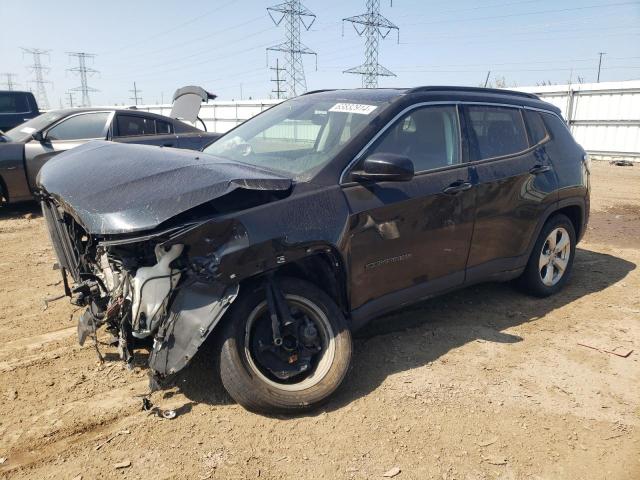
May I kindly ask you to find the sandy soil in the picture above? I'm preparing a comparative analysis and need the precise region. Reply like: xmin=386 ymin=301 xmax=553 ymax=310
xmin=0 ymin=161 xmax=638 ymax=480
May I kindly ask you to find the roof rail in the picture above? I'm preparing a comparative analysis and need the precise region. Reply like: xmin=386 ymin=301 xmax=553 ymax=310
xmin=406 ymin=86 xmax=539 ymax=100
xmin=301 ymin=89 xmax=337 ymax=96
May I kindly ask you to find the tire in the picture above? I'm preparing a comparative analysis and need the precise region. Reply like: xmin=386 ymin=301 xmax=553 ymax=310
xmin=219 ymin=277 xmax=352 ymax=414
xmin=518 ymin=213 xmax=576 ymax=297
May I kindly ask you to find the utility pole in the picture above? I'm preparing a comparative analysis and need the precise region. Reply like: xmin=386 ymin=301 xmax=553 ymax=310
xmin=21 ymin=48 xmax=52 ymax=109
xmin=343 ymin=0 xmax=399 ymax=88
xmin=270 ymin=58 xmax=286 ymax=99
xmin=66 ymin=91 xmax=75 ymax=108
xmin=483 ymin=70 xmax=491 ymax=88
xmin=129 ymin=81 xmax=142 ymax=105
xmin=267 ymin=0 xmax=317 ymax=98
xmin=597 ymin=52 xmax=606 ymax=83
xmin=1 ymin=73 xmax=19 ymax=91
xmin=67 ymin=52 xmax=99 ymax=107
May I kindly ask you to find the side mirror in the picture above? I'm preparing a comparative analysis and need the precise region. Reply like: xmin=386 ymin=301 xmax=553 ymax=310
xmin=352 ymin=153 xmax=414 ymax=183
xmin=31 ymin=131 xmax=45 ymax=142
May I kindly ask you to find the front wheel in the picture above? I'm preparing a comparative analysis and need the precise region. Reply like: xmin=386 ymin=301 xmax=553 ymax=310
xmin=518 ymin=213 xmax=576 ymax=297
xmin=219 ymin=277 xmax=352 ymax=414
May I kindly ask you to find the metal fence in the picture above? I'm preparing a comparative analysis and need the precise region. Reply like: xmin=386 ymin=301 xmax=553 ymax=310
xmin=517 ymin=80 xmax=640 ymax=161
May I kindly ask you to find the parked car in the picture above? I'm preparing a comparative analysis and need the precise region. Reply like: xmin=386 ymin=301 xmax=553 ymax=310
xmin=0 ymin=107 xmax=221 ymax=203
xmin=0 ymin=90 xmax=40 ymax=132
xmin=37 ymin=86 xmax=590 ymax=414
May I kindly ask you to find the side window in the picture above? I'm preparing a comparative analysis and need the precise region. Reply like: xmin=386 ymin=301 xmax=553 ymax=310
xmin=524 ymin=110 xmax=549 ymax=146
xmin=116 ymin=115 xmax=155 ymax=136
xmin=155 ymin=119 xmax=173 ymax=134
xmin=366 ymin=105 xmax=461 ymax=172
xmin=467 ymin=106 xmax=528 ymax=160
xmin=47 ymin=112 xmax=110 ymax=141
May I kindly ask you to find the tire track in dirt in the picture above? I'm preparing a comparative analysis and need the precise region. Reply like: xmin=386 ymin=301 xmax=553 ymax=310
xmin=0 ymin=379 xmax=149 ymax=474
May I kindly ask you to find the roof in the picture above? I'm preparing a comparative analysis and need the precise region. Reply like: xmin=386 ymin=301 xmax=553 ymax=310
xmin=303 ymin=86 xmax=559 ymax=115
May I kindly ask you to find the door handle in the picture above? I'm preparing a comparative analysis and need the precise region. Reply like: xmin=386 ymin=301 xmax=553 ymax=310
xmin=443 ymin=181 xmax=473 ymax=195
xmin=529 ymin=164 xmax=552 ymax=175
xmin=163 ymin=143 xmax=175 ymax=147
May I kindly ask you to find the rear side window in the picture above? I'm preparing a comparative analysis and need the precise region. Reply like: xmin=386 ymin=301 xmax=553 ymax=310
xmin=467 ymin=106 xmax=528 ymax=160
xmin=366 ymin=105 xmax=461 ymax=172
xmin=0 ymin=92 xmax=30 ymax=113
xmin=524 ymin=110 xmax=549 ymax=146
xmin=155 ymin=119 xmax=172 ymax=134
xmin=47 ymin=112 xmax=110 ymax=141
xmin=116 ymin=115 xmax=155 ymax=136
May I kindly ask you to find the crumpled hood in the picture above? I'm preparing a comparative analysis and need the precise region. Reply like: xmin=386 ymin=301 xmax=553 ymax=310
xmin=37 ymin=141 xmax=292 ymax=235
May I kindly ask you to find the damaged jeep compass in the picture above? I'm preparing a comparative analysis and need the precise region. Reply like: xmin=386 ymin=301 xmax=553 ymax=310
xmin=37 ymin=87 xmax=590 ymax=413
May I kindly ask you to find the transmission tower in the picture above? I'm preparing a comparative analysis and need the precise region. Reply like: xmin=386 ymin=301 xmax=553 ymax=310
xmin=266 ymin=0 xmax=317 ymax=98
xmin=270 ymin=59 xmax=286 ymax=99
xmin=1 ymin=73 xmax=19 ymax=91
xmin=343 ymin=0 xmax=399 ymax=88
xmin=129 ymin=82 xmax=142 ymax=105
xmin=21 ymin=48 xmax=52 ymax=108
xmin=67 ymin=52 xmax=99 ymax=107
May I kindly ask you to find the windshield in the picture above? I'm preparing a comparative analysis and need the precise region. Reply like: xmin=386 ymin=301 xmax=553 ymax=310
xmin=203 ymin=95 xmax=387 ymax=180
xmin=2 ymin=111 xmax=67 ymax=142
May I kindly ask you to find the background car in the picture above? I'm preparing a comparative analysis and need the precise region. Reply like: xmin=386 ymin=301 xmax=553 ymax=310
xmin=0 ymin=90 xmax=40 ymax=132
xmin=0 ymin=107 xmax=221 ymax=204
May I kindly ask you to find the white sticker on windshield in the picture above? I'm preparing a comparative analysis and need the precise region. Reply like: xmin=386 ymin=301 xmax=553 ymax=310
xmin=329 ymin=103 xmax=377 ymax=115
xmin=20 ymin=127 xmax=36 ymax=133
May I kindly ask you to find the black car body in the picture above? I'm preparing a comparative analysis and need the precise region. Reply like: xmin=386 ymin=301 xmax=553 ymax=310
xmin=37 ymin=86 xmax=590 ymax=413
xmin=0 ymin=108 xmax=220 ymax=203
xmin=0 ymin=90 xmax=40 ymax=132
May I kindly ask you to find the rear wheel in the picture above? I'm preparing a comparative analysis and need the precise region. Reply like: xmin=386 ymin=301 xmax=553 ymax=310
xmin=518 ymin=213 xmax=576 ymax=297
xmin=219 ymin=277 xmax=352 ymax=414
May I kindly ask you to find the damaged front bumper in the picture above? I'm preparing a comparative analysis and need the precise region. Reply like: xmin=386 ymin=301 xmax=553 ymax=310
xmin=40 ymin=197 xmax=240 ymax=386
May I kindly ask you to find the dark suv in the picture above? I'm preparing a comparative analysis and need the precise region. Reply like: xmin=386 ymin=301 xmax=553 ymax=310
xmin=37 ymin=86 xmax=590 ymax=414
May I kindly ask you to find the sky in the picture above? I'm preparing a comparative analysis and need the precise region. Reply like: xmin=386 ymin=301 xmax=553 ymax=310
xmin=1 ymin=0 xmax=639 ymax=107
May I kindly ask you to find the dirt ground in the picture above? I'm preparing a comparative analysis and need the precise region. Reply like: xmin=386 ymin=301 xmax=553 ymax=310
xmin=1 ymin=161 xmax=639 ymax=480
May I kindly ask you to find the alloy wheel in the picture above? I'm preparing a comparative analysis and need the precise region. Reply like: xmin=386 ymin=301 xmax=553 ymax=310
xmin=538 ymin=227 xmax=571 ymax=287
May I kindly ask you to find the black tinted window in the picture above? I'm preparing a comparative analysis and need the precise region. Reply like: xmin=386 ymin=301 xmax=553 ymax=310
xmin=0 ymin=92 xmax=30 ymax=113
xmin=524 ymin=110 xmax=549 ymax=146
xmin=467 ymin=106 xmax=528 ymax=160
xmin=368 ymin=105 xmax=461 ymax=172
xmin=155 ymin=119 xmax=172 ymax=134
xmin=116 ymin=115 xmax=155 ymax=136
xmin=47 ymin=112 xmax=110 ymax=141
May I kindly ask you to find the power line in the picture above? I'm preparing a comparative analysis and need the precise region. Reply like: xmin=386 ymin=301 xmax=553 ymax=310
xmin=67 ymin=52 xmax=99 ymax=107
xmin=402 ymin=1 xmax=639 ymax=27
xmin=129 ymin=81 xmax=142 ymax=105
xmin=1 ymin=73 xmax=19 ymax=91
xmin=270 ymin=58 xmax=286 ymax=99
xmin=267 ymin=0 xmax=317 ymax=98
xmin=21 ymin=48 xmax=52 ymax=109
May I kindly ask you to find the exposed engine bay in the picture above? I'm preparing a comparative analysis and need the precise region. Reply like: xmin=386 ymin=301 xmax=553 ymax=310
xmin=41 ymin=199 xmax=240 ymax=388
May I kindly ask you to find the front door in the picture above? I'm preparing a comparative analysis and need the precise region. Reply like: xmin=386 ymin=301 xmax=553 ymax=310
xmin=24 ymin=111 xmax=112 ymax=189
xmin=342 ymin=104 xmax=475 ymax=314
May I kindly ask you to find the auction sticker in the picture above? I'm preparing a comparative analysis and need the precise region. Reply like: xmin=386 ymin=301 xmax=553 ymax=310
xmin=329 ymin=103 xmax=377 ymax=115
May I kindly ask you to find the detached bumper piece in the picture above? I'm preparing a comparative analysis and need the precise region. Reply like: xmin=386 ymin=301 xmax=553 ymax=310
xmin=148 ymin=281 xmax=238 ymax=386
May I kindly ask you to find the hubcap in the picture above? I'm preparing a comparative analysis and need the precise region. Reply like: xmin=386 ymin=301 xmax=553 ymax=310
xmin=244 ymin=295 xmax=335 ymax=392
xmin=539 ymin=227 xmax=571 ymax=287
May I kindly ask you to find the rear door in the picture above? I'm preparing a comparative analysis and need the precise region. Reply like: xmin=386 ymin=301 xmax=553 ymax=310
xmin=24 ymin=111 xmax=112 ymax=189
xmin=112 ymin=114 xmax=179 ymax=147
xmin=343 ymin=104 xmax=476 ymax=312
xmin=463 ymin=104 xmax=558 ymax=281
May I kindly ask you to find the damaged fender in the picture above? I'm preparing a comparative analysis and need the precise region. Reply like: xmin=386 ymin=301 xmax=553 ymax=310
xmin=149 ymin=281 xmax=239 ymax=377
